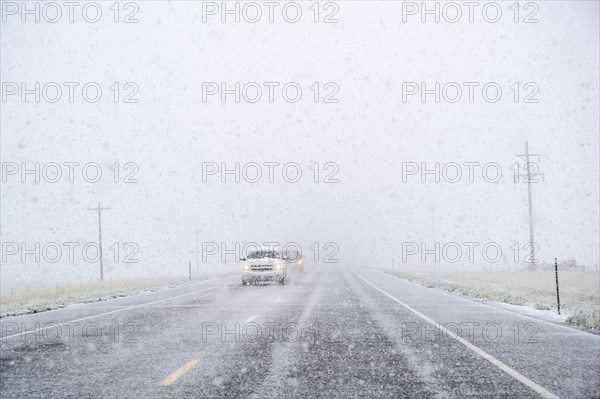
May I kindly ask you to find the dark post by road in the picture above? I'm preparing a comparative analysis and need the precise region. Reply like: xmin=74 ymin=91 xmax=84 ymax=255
xmin=88 ymin=202 xmax=111 ymax=281
xmin=554 ymin=258 xmax=561 ymax=314
xmin=189 ymin=260 xmax=192 ymax=281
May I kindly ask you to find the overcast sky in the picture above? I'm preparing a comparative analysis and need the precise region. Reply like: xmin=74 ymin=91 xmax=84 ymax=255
xmin=1 ymin=1 xmax=599 ymax=290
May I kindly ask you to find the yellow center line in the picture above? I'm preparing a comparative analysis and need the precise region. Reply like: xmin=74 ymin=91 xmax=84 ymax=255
xmin=159 ymin=359 xmax=199 ymax=386
xmin=245 ymin=314 xmax=258 ymax=323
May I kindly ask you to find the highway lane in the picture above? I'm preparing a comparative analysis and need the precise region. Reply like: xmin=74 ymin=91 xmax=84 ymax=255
xmin=1 ymin=267 xmax=598 ymax=398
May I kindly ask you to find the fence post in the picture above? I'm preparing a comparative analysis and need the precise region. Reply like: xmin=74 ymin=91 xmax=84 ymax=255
xmin=189 ymin=260 xmax=192 ymax=281
xmin=554 ymin=258 xmax=561 ymax=314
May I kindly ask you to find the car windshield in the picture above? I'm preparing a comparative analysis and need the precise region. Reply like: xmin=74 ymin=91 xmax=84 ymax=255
xmin=247 ymin=250 xmax=280 ymax=260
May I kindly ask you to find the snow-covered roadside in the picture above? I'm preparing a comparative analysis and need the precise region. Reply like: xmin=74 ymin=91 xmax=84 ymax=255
xmin=0 ymin=273 xmax=237 ymax=318
xmin=383 ymin=269 xmax=600 ymax=332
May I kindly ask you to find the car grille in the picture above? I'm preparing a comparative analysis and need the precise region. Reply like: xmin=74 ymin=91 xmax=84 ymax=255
xmin=250 ymin=265 xmax=273 ymax=271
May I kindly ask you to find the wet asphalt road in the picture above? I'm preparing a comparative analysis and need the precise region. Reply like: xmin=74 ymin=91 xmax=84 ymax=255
xmin=1 ymin=267 xmax=599 ymax=398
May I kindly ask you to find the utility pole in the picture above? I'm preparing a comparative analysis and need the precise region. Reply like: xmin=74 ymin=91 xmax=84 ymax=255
xmin=515 ymin=142 xmax=544 ymax=269
xmin=88 ymin=202 xmax=110 ymax=280
xmin=194 ymin=228 xmax=200 ymax=274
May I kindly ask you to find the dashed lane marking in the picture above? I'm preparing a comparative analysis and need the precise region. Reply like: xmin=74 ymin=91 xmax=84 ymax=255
xmin=160 ymin=359 xmax=200 ymax=386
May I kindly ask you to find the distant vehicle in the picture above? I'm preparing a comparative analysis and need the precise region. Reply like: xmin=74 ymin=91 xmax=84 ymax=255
xmin=292 ymin=257 xmax=304 ymax=272
xmin=282 ymin=248 xmax=304 ymax=273
xmin=241 ymin=248 xmax=288 ymax=286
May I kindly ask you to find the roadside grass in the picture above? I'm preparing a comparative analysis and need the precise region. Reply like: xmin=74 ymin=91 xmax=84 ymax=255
xmin=0 ymin=274 xmax=236 ymax=318
xmin=384 ymin=268 xmax=600 ymax=331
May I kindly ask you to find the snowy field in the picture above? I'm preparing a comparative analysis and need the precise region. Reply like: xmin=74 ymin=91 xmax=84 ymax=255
xmin=384 ymin=267 xmax=600 ymax=331
xmin=0 ymin=273 xmax=236 ymax=318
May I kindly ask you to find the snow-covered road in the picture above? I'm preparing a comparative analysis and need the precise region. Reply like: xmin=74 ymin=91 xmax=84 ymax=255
xmin=1 ymin=267 xmax=598 ymax=398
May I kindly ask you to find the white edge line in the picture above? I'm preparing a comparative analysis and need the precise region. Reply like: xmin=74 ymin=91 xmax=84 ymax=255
xmin=1 ymin=286 xmax=220 ymax=340
xmin=354 ymin=272 xmax=560 ymax=399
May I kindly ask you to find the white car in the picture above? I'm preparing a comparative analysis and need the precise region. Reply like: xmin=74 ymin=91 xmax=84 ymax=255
xmin=241 ymin=248 xmax=287 ymax=285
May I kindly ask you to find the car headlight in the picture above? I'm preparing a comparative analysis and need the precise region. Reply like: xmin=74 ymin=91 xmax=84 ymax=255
xmin=274 ymin=263 xmax=282 ymax=270
xmin=297 ymin=259 xmax=303 ymax=265
xmin=242 ymin=264 xmax=250 ymax=271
